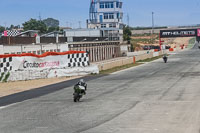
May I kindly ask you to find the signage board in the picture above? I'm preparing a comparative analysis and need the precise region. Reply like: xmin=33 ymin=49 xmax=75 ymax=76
xmin=160 ymin=29 xmax=197 ymax=38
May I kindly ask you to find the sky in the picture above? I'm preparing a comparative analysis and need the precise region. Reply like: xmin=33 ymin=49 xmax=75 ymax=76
xmin=0 ymin=0 xmax=200 ymax=28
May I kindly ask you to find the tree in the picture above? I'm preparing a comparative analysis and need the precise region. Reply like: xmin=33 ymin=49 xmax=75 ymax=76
xmin=0 ymin=26 xmax=5 ymax=33
xmin=43 ymin=18 xmax=60 ymax=33
xmin=123 ymin=26 xmax=132 ymax=42
xmin=47 ymin=26 xmax=59 ymax=33
xmin=9 ymin=25 xmax=14 ymax=30
xmin=22 ymin=19 xmax=47 ymax=33
xmin=14 ymin=25 xmax=20 ymax=29
xmin=43 ymin=18 xmax=59 ymax=28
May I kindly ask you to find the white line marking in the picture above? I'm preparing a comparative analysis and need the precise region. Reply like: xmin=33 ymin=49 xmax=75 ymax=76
xmin=0 ymin=103 xmax=18 ymax=110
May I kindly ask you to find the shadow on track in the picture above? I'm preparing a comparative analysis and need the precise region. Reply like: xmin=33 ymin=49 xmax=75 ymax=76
xmin=0 ymin=75 xmax=105 ymax=107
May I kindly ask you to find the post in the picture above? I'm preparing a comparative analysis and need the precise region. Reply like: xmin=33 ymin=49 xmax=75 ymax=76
xmin=159 ymin=32 xmax=161 ymax=50
xmin=40 ymin=44 xmax=43 ymax=54
xmin=21 ymin=45 xmax=23 ymax=53
xmin=152 ymin=12 xmax=154 ymax=34
xmin=151 ymin=12 xmax=154 ymax=45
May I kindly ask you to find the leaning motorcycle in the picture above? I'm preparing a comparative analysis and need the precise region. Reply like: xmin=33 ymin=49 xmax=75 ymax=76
xmin=73 ymin=85 xmax=85 ymax=102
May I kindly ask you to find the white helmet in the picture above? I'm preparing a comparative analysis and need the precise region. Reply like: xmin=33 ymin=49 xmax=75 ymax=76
xmin=80 ymin=79 xmax=84 ymax=83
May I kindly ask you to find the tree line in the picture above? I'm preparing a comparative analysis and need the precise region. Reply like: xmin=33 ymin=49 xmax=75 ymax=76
xmin=0 ymin=18 xmax=61 ymax=34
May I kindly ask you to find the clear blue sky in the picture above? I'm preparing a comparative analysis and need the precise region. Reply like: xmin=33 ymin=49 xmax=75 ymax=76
xmin=1 ymin=0 xmax=200 ymax=28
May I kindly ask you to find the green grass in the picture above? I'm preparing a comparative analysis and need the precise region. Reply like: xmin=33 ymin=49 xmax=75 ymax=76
xmin=137 ymin=55 xmax=163 ymax=63
xmin=188 ymin=38 xmax=196 ymax=48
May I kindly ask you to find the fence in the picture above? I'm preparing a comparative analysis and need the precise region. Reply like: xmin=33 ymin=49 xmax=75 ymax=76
xmin=0 ymin=37 xmax=110 ymax=44
xmin=0 ymin=37 xmax=36 ymax=45
xmin=68 ymin=41 xmax=121 ymax=62
xmin=40 ymin=37 xmax=56 ymax=43
xmin=0 ymin=36 xmax=121 ymax=62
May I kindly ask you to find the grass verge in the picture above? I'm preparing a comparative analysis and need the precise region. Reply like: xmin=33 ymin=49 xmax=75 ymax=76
xmin=137 ymin=55 xmax=163 ymax=63
xmin=188 ymin=38 xmax=195 ymax=48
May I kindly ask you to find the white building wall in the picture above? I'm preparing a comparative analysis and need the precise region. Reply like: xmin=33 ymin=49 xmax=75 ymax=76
xmin=65 ymin=29 xmax=101 ymax=37
xmin=0 ymin=45 xmax=3 ymax=54
xmin=1 ymin=44 xmax=69 ymax=55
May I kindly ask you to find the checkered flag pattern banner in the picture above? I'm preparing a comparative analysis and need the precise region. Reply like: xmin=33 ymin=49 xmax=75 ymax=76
xmin=0 ymin=57 xmax=12 ymax=73
xmin=7 ymin=30 xmax=20 ymax=36
xmin=2 ymin=30 xmax=20 ymax=37
xmin=68 ymin=53 xmax=90 ymax=67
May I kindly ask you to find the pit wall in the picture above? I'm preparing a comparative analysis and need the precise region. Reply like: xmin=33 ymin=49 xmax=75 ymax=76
xmin=97 ymin=50 xmax=169 ymax=71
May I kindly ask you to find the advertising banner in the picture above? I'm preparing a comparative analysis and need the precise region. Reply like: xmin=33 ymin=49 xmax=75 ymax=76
xmin=160 ymin=29 xmax=197 ymax=38
xmin=12 ymin=55 xmax=67 ymax=71
xmin=197 ymin=29 xmax=200 ymax=37
xmin=0 ymin=51 xmax=89 ymax=73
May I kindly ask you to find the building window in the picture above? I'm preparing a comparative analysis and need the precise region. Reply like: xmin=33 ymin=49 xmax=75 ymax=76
xmin=104 ymin=13 xmax=114 ymax=19
xmin=105 ymin=2 xmax=109 ymax=8
xmin=101 ymin=24 xmax=106 ymax=28
xmin=109 ymin=13 xmax=114 ymax=19
xmin=116 ymin=2 xmax=119 ymax=8
xmin=117 ymin=13 xmax=120 ymax=19
xmin=116 ymin=2 xmax=122 ymax=8
xmin=101 ymin=2 xmax=114 ymax=9
xmin=110 ymin=2 xmax=114 ymax=8
xmin=104 ymin=13 xmax=109 ymax=19
xmin=119 ymin=24 xmax=123 ymax=29
xmin=100 ymin=2 xmax=104 ymax=8
xmin=109 ymin=23 xmax=116 ymax=28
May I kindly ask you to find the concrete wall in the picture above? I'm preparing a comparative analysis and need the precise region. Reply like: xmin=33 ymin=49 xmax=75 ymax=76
xmin=96 ymin=49 xmax=172 ymax=71
xmin=135 ymin=52 xmax=154 ymax=61
xmin=97 ymin=57 xmax=134 ymax=71
xmin=131 ymin=29 xmax=163 ymax=34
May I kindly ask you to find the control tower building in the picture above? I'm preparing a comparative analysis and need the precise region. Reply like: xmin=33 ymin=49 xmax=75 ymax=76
xmin=88 ymin=0 xmax=123 ymax=41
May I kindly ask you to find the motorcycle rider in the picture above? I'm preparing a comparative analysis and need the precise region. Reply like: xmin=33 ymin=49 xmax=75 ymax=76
xmin=163 ymin=54 xmax=168 ymax=63
xmin=74 ymin=79 xmax=87 ymax=95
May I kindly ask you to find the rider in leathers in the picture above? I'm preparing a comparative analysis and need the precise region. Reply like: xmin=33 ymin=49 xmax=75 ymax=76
xmin=74 ymin=79 xmax=87 ymax=95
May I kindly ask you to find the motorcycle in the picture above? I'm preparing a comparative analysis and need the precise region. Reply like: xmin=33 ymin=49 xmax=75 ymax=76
xmin=73 ymin=85 xmax=86 ymax=102
xmin=163 ymin=56 xmax=168 ymax=63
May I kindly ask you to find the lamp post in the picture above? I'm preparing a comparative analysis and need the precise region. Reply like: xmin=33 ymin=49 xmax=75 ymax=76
xmin=151 ymin=12 xmax=154 ymax=45
xmin=152 ymin=12 xmax=154 ymax=34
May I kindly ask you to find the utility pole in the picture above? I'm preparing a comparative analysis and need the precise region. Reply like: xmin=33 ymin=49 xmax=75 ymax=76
xmin=152 ymin=12 xmax=154 ymax=34
xmin=66 ymin=22 xmax=68 ymax=27
xmin=151 ymin=12 xmax=154 ymax=44
xmin=39 ymin=12 xmax=42 ymax=21
xmin=4 ymin=22 xmax=7 ymax=30
xmin=70 ymin=23 xmax=73 ymax=29
xmin=78 ymin=21 xmax=82 ymax=29
xmin=127 ymin=14 xmax=129 ymax=27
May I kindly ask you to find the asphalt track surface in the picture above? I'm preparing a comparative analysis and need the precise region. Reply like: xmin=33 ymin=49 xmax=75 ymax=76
xmin=1 ymin=45 xmax=200 ymax=133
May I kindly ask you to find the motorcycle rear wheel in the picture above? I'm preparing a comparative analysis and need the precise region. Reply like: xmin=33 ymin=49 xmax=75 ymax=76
xmin=73 ymin=93 xmax=79 ymax=102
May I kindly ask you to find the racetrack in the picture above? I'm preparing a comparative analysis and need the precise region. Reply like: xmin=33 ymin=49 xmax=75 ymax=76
xmin=1 ymin=46 xmax=200 ymax=133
